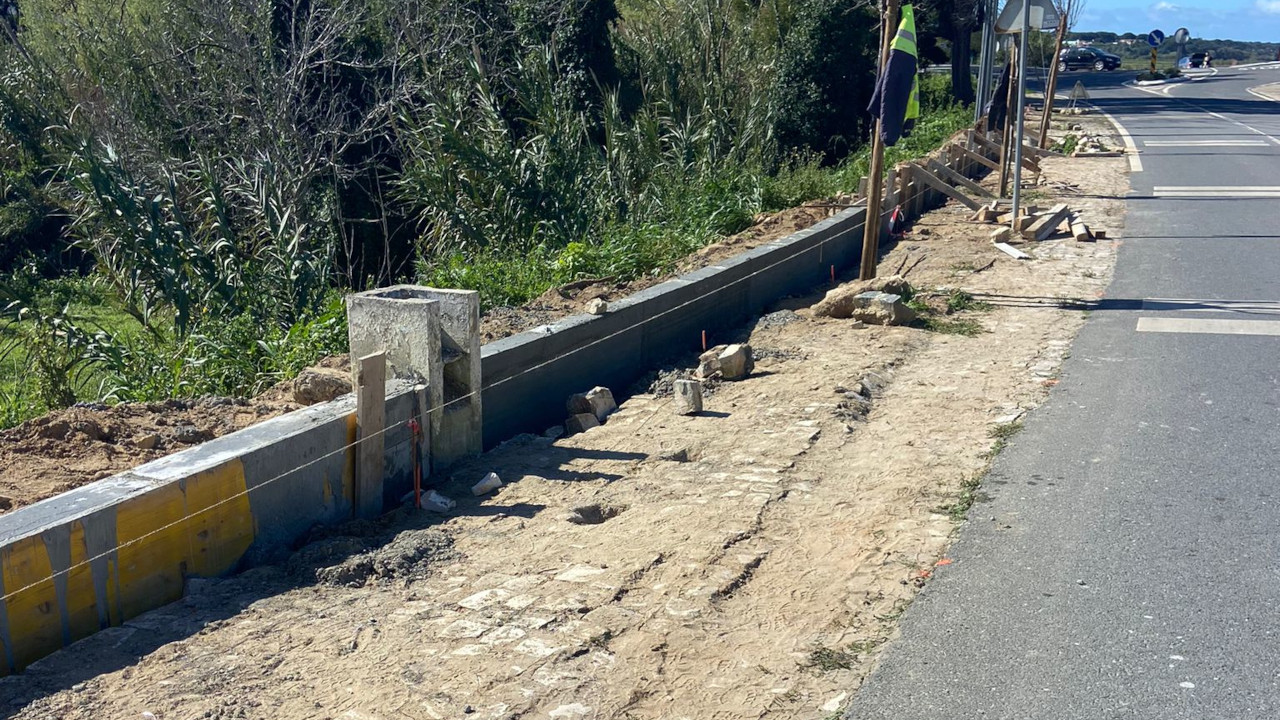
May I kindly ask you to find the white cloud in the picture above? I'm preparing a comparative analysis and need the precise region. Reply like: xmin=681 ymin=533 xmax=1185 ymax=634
xmin=1258 ymin=0 xmax=1280 ymax=14
xmin=1152 ymin=1 xmax=1181 ymax=11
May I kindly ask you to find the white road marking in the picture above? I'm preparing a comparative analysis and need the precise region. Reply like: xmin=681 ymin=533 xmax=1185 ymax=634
xmin=1246 ymin=83 xmax=1280 ymax=104
xmin=1142 ymin=299 xmax=1280 ymax=315
xmin=1151 ymin=186 xmax=1280 ymax=197
xmin=1137 ymin=318 xmax=1280 ymax=336
xmin=1089 ymin=104 xmax=1142 ymax=172
xmin=1143 ymin=140 xmax=1269 ymax=146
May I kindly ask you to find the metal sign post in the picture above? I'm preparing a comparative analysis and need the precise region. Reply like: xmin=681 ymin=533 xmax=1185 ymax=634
xmin=1009 ymin=0 xmax=1031 ymax=232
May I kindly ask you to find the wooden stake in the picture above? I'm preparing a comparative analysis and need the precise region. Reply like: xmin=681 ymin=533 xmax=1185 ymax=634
xmin=355 ymin=352 xmax=387 ymax=520
xmin=859 ymin=0 xmax=900 ymax=282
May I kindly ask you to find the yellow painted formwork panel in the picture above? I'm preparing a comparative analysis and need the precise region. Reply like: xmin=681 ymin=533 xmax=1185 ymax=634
xmin=182 ymin=460 xmax=255 ymax=578
xmin=114 ymin=459 xmax=254 ymax=621
xmin=63 ymin=521 xmax=103 ymax=647
xmin=1 ymin=536 xmax=60 ymax=671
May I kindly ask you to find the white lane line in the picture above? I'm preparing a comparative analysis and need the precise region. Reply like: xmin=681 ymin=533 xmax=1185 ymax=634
xmin=1151 ymin=186 xmax=1280 ymax=197
xmin=1143 ymin=140 xmax=1269 ymax=146
xmin=1089 ymin=104 xmax=1142 ymax=172
xmin=1137 ymin=318 xmax=1280 ymax=336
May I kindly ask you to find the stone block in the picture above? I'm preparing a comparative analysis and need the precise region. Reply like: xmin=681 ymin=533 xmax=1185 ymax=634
xmin=565 ymin=413 xmax=600 ymax=435
xmin=566 ymin=386 xmax=617 ymax=422
xmin=717 ymin=344 xmax=754 ymax=381
xmin=849 ymin=292 xmax=916 ymax=326
xmin=673 ymin=379 xmax=703 ymax=415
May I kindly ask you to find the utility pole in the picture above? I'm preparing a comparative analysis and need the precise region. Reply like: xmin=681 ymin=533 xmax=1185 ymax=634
xmin=859 ymin=0 xmax=901 ymax=282
xmin=975 ymin=0 xmax=999 ymax=119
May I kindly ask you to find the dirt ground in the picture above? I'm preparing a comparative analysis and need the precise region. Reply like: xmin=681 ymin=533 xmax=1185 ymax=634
xmin=1 ymin=112 xmax=1129 ymax=720
xmin=0 ymin=358 xmax=357 ymax=514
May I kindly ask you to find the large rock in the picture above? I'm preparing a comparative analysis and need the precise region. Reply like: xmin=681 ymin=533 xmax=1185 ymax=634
xmin=717 ymin=344 xmax=754 ymax=380
xmin=695 ymin=346 xmax=726 ymax=380
xmin=565 ymin=412 xmax=601 ymax=435
xmin=292 ymin=369 xmax=353 ymax=405
xmin=673 ymin=379 xmax=703 ymax=415
xmin=812 ymin=275 xmax=913 ymax=319
xmin=566 ymin=386 xmax=617 ymax=422
xmin=848 ymin=292 xmax=916 ymax=326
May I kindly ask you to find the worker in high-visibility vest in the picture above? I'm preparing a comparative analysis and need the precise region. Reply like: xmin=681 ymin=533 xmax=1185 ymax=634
xmin=868 ymin=4 xmax=920 ymax=147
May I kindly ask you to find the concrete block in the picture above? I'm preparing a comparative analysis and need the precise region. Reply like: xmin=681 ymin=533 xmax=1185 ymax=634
xmin=673 ymin=380 xmax=703 ymax=415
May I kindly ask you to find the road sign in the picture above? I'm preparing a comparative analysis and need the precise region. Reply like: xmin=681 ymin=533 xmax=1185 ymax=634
xmin=995 ymin=0 xmax=1060 ymax=33
xmin=1147 ymin=29 xmax=1165 ymax=47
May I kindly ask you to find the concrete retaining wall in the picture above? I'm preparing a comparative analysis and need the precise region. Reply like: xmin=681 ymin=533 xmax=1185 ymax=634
xmin=0 ymin=139 xmax=984 ymax=676
xmin=480 ymin=149 xmax=977 ymax=447
xmin=0 ymin=382 xmax=422 ymax=674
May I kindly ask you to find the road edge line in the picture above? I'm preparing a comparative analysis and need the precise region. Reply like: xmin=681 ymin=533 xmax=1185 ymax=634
xmin=1088 ymin=104 xmax=1143 ymax=173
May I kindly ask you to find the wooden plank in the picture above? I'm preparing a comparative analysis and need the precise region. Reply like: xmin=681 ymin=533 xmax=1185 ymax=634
xmin=1071 ymin=221 xmax=1093 ymax=242
xmin=355 ymin=352 xmax=387 ymax=520
xmin=995 ymin=242 xmax=1031 ymax=260
xmin=909 ymin=163 xmax=981 ymax=210
xmin=969 ymin=129 xmax=1003 ymax=157
xmin=953 ymin=143 xmax=998 ymax=171
xmin=927 ymin=158 xmax=994 ymax=198
xmin=1022 ymin=203 xmax=1071 ymax=241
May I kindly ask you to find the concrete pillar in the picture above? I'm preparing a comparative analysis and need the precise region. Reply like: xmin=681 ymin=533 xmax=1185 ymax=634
xmin=346 ymin=285 xmax=482 ymax=473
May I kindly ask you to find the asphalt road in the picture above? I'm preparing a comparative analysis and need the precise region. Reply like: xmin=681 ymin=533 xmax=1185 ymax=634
xmin=846 ymin=64 xmax=1280 ymax=720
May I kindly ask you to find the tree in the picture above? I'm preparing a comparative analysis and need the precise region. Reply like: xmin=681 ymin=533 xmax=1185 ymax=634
xmin=1053 ymin=0 xmax=1085 ymax=32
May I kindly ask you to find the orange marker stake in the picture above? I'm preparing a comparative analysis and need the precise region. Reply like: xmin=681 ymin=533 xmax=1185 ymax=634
xmin=701 ymin=330 xmax=707 ymax=351
xmin=830 ymin=265 xmax=836 ymax=284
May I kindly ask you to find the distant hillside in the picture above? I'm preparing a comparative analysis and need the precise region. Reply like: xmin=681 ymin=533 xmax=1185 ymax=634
xmin=1068 ymin=32 xmax=1280 ymax=65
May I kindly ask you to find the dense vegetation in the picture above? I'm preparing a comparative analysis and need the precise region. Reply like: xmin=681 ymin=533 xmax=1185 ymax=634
xmin=1 ymin=0 xmax=975 ymax=427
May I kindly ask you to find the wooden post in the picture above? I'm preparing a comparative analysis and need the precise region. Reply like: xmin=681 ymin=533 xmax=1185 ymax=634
xmin=859 ymin=0 xmax=900 ymax=282
xmin=1038 ymin=14 xmax=1069 ymax=149
xmin=998 ymin=51 xmax=1017 ymax=197
xmin=355 ymin=352 xmax=386 ymax=519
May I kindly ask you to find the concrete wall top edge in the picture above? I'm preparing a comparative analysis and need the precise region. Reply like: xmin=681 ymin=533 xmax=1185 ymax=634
xmin=0 ymin=472 xmax=154 ymax=544
xmin=0 ymin=378 xmax=420 ymax=546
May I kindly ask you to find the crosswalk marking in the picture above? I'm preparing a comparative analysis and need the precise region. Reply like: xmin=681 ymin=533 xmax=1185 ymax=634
xmin=1151 ymin=186 xmax=1280 ymax=197
xmin=1137 ymin=318 xmax=1280 ymax=336
xmin=1143 ymin=140 xmax=1270 ymax=147
xmin=1142 ymin=299 xmax=1280 ymax=315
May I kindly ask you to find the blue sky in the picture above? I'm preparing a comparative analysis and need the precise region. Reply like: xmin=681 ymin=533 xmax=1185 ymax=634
xmin=1077 ymin=1 xmax=1280 ymax=42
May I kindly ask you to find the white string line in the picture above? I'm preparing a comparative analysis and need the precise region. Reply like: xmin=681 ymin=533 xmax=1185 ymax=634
xmin=2 ymin=211 xmax=873 ymax=605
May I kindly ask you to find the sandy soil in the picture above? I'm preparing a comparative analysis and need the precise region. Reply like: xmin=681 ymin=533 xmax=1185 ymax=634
xmin=0 ymin=359 xmax=352 ymax=514
xmin=1251 ymin=81 xmax=1280 ymax=101
xmin=1 ymin=114 xmax=1128 ymax=719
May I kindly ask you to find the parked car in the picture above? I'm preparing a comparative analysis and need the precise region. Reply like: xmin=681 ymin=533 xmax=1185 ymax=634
xmin=1186 ymin=52 xmax=1211 ymax=68
xmin=1058 ymin=47 xmax=1123 ymax=72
